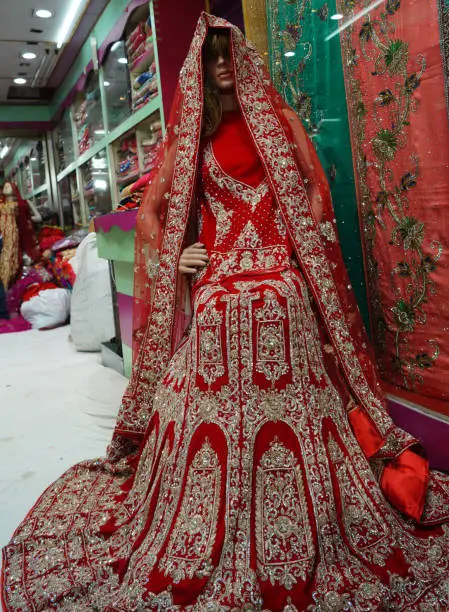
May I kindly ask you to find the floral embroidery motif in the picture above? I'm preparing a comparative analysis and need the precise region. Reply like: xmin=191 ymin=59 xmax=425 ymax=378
xmin=339 ymin=0 xmax=443 ymax=389
xmin=235 ymin=220 xmax=262 ymax=249
xmin=255 ymin=290 xmax=289 ymax=384
xmin=160 ymin=439 xmax=222 ymax=583
xmin=256 ymin=438 xmax=314 ymax=588
xmin=198 ymin=299 xmax=225 ymax=386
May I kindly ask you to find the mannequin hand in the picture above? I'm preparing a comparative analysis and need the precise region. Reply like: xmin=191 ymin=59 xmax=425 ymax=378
xmin=179 ymin=242 xmax=209 ymax=274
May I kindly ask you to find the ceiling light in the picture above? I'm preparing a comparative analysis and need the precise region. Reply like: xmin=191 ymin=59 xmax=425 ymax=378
xmin=56 ymin=0 xmax=88 ymax=49
xmin=94 ymin=129 xmax=106 ymax=135
xmin=331 ymin=13 xmax=344 ymax=20
xmin=284 ymin=51 xmax=296 ymax=57
xmin=14 ymin=77 xmax=27 ymax=85
xmin=22 ymin=51 xmax=37 ymax=60
xmin=103 ymin=81 xmax=110 ymax=87
xmin=0 ymin=146 xmax=10 ymax=159
xmin=117 ymin=57 xmax=128 ymax=64
xmin=35 ymin=9 xmax=54 ymax=18
xmin=111 ymin=41 xmax=122 ymax=52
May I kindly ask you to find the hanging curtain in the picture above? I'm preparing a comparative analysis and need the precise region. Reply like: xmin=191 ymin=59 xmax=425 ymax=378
xmin=266 ymin=0 xmax=369 ymax=329
xmin=438 ymin=0 xmax=449 ymax=125
xmin=242 ymin=0 xmax=269 ymax=66
xmin=335 ymin=0 xmax=449 ymax=415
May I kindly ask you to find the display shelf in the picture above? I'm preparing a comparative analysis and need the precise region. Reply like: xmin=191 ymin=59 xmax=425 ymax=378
xmin=73 ymin=71 xmax=104 ymax=156
xmin=54 ymin=109 xmax=76 ymax=173
xmin=80 ymin=149 xmax=111 ymax=221
xmin=126 ymin=6 xmax=158 ymax=114
xmin=103 ymin=40 xmax=132 ymax=131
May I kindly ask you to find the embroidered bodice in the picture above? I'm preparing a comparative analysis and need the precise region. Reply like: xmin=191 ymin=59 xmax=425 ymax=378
xmin=198 ymin=110 xmax=292 ymax=283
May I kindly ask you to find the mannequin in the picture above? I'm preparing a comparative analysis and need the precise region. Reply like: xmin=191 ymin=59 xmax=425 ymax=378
xmin=0 ymin=181 xmax=40 ymax=291
xmin=0 ymin=182 xmax=20 ymax=290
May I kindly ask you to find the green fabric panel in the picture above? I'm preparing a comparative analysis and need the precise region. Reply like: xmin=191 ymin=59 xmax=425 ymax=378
xmin=266 ymin=0 xmax=369 ymax=331
xmin=122 ymin=343 xmax=133 ymax=378
xmin=113 ymin=261 xmax=135 ymax=297
xmin=96 ymin=226 xmax=136 ymax=263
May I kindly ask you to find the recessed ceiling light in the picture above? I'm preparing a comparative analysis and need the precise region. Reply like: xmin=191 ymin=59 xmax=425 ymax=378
xmin=14 ymin=77 xmax=27 ymax=85
xmin=35 ymin=9 xmax=54 ymax=19
xmin=103 ymin=81 xmax=110 ymax=87
xmin=331 ymin=13 xmax=344 ymax=20
xmin=117 ymin=57 xmax=128 ymax=64
xmin=22 ymin=51 xmax=37 ymax=60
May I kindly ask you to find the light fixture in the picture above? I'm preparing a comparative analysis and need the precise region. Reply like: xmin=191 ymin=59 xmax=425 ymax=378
xmin=30 ymin=157 xmax=38 ymax=161
xmin=14 ymin=77 xmax=27 ymax=85
xmin=103 ymin=81 xmax=110 ymax=87
xmin=331 ymin=13 xmax=344 ymax=20
xmin=56 ymin=0 xmax=88 ymax=49
xmin=21 ymin=51 xmax=37 ymax=60
xmin=284 ymin=51 xmax=296 ymax=57
xmin=94 ymin=129 xmax=106 ymax=135
xmin=35 ymin=8 xmax=54 ymax=19
xmin=111 ymin=41 xmax=122 ymax=52
xmin=0 ymin=146 xmax=10 ymax=160
xmin=94 ymin=179 xmax=108 ymax=190
xmin=117 ymin=57 xmax=128 ymax=64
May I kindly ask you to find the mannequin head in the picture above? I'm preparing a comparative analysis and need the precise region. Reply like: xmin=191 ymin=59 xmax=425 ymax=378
xmin=3 ymin=182 xmax=13 ymax=197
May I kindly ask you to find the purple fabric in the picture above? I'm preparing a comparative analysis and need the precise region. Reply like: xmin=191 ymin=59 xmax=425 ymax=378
xmin=7 ymin=269 xmax=51 ymax=315
xmin=116 ymin=291 xmax=133 ymax=347
xmin=51 ymin=230 xmax=88 ymax=253
xmin=388 ymin=398 xmax=449 ymax=471
xmin=209 ymin=0 xmax=245 ymax=31
xmin=0 ymin=315 xmax=31 ymax=334
xmin=94 ymin=209 xmax=138 ymax=234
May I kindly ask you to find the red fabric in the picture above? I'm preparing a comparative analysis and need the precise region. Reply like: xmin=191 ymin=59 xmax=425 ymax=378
xmin=347 ymin=405 xmax=384 ymax=458
xmin=21 ymin=282 xmax=59 ymax=303
xmin=211 ymin=110 xmax=266 ymax=187
xmin=381 ymin=450 xmax=429 ymax=522
xmin=339 ymin=0 xmax=449 ymax=412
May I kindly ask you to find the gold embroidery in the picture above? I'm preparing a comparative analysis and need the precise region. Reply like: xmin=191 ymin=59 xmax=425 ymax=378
xmin=256 ymin=438 xmax=314 ymax=588
xmin=160 ymin=439 xmax=222 ymax=583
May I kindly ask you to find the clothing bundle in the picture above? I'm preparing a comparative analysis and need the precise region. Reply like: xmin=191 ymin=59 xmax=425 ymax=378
xmin=126 ymin=17 xmax=158 ymax=112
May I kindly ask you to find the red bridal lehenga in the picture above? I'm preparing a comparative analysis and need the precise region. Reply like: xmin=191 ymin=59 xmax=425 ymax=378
xmin=3 ymin=13 xmax=449 ymax=612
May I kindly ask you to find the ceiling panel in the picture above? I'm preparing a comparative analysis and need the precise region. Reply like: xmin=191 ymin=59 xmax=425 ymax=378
xmin=0 ymin=0 xmax=108 ymax=106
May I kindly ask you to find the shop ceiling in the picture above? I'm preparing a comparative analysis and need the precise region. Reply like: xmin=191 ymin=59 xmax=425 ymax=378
xmin=0 ymin=0 xmax=108 ymax=108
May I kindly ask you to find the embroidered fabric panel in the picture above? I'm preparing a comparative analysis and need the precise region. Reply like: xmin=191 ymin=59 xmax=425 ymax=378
xmin=3 ymin=270 xmax=449 ymax=610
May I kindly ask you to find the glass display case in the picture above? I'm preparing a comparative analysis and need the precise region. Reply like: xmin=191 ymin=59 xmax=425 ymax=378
xmin=54 ymin=109 xmax=75 ymax=173
xmin=80 ymin=149 xmax=111 ymax=220
xmin=30 ymin=140 xmax=46 ymax=190
xmin=103 ymin=40 xmax=132 ymax=130
xmin=73 ymin=71 xmax=104 ymax=155
xmin=58 ymin=172 xmax=83 ymax=228
xmin=126 ymin=7 xmax=158 ymax=113
xmin=20 ymin=160 xmax=33 ymax=197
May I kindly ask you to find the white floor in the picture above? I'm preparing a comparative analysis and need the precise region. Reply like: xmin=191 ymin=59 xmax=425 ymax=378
xmin=0 ymin=326 xmax=128 ymax=549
